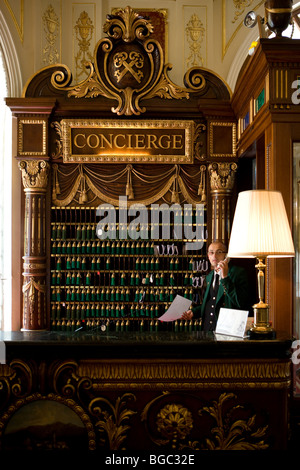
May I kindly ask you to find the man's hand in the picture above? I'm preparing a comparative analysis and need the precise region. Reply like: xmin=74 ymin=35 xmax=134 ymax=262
xmin=181 ymin=310 xmax=193 ymax=320
xmin=216 ymin=257 xmax=229 ymax=279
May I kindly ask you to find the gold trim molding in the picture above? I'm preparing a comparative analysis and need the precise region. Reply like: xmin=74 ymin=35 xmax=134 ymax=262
xmin=0 ymin=392 xmax=97 ymax=450
xmin=4 ymin=0 xmax=24 ymax=43
xmin=76 ymin=358 xmax=291 ymax=390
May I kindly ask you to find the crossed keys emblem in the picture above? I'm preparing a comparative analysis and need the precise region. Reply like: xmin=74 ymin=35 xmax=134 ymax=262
xmin=113 ymin=51 xmax=144 ymax=84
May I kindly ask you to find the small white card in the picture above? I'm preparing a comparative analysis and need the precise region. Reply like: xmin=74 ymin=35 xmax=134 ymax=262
xmin=215 ymin=307 xmax=249 ymax=338
xmin=158 ymin=295 xmax=192 ymax=322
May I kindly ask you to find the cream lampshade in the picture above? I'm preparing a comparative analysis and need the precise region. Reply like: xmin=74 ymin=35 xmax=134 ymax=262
xmin=228 ymin=190 xmax=295 ymax=338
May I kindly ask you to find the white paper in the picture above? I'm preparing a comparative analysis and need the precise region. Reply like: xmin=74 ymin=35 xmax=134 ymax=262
xmin=214 ymin=334 xmax=242 ymax=342
xmin=215 ymin=307 xmax=249 ymax=338
xmin=158 ymin=295 xmax=192 ymax=322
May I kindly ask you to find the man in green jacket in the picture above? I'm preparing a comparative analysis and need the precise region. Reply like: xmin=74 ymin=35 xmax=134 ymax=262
xmin=182 ymin=241 xmax=249 ymax=331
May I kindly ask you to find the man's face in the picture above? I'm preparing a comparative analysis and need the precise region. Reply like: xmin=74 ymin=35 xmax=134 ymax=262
xmin=207 ymin=243 xmax=227 ymax=269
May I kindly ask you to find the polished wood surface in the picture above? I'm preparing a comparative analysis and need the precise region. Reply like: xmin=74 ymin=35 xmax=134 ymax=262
xmin=0 ymin=331 xmax=293 ymax=451
xmin=232 ymin=38 xmax=300 ymax=335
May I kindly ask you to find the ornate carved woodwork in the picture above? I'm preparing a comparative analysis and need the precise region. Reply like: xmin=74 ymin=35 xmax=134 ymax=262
xmin=208 ymin=162 xmax=237 ymax=243
xmin=231 ymin=37 xmax=300 ymax=334
xmin=18 ymin=160 xmax=49 ymax=330
xmin=0 ymin=331 xmax=292 ymax=451
xmin=6 ymin=6 xmax=237 ymax=330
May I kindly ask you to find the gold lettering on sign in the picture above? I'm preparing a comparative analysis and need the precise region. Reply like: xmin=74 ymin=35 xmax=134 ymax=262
xmin=61 ymin=119 xmax=194 ymax=163
xmin=73 ymin=133 xmax=184 ymax=151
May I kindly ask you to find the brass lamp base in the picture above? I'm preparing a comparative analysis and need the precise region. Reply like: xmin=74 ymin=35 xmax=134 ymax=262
xmin=248 ymin=302 xmax=276 ymax=339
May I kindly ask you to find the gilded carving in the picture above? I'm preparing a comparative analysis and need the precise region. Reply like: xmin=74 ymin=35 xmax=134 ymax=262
xmin=156 ymin=403 xmax=193 ymax=444
xmin=113 ymin=51 xmax=144 ymax=83
xmin=198 ymin=165 xmax=207 ymax=202
xmin=74 ymin=11 xmax=94 ymax=82
xmin=104 ymin=6 xmax=153 ymax=42
xmin=51 ymin=121 xmax=63 ymax=160
xmin=0 ymin=360 xmax=33 ymax=408
xmin=77 ymin=358 xmax=291 ymax=389
xmin=59 ymin=119 xmax=193 ymax=164
xmin=208 ymin=161 xmax=238 ymax=242
xmin=185 ymin=14 xmax=205 ymax=68
xmin=141 ymin=391 xmax=269 ymax=450
xmin=50 ymin=7 xmax=206 ymax=115
xmin=194 ymin=123 xmax=206 ymax=161
xmin=22 ymin=279 xmax=46 ymax=319
xmin=208 ymin=162 xmax=238 ymax=191
xmin=232 ymin=1 xmax=253 ymax=23
xmin=51 ymin=359 xmax=137 ymax=450
xmin=144 ymin=64 xmax=192 ymax=101
xmin=89 ymin=394 xmax=137 ymax=450
xmin=52 ymin=161 xmax=204 ymax=207
xmin=0 ymin=357 xmax=290 ymax=450
xmin=52 ymin=360 xmax=92 ymax=399
xmin=197 ymin=393 xmax=269 ymax=450
xmin=19 ymin=160 xmax=48 ymax=329
xmin=42 ymin=5 xmax=60 ymax=65
xmin=183 ymin=67 xmax=206 ymax=91
xmin=19 ymin=160 xmax=50 ymax=191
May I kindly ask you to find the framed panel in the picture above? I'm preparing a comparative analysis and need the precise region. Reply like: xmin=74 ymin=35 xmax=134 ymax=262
xmin=209 ymin=121 xmax=236 ymax=158
xmin=18 ymin=119 xmax=47 ymax=156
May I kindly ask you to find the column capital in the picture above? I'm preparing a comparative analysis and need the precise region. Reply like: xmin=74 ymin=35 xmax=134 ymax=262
xmin=18 ymin=160 xmax=50 ymax=191
xmin=208 ymin=161 xmax=238 ymax=245
xmin=208 ymin=162 xmax=237 ymax=192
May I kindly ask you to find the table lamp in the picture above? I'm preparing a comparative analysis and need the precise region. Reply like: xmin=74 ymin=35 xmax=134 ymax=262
xmin=228 ymin=190 xmax=295 ymax=338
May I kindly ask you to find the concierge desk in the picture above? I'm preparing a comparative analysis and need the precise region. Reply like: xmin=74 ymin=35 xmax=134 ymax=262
xmin=0 ymin=330 xmax=292 ymax=452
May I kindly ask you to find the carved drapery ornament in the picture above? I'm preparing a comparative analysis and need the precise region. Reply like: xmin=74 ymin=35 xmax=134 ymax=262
xmin=51 ymin=162 xmax=206 ymax=207
xmin=50 ymin=118 xmax=206 ymax=206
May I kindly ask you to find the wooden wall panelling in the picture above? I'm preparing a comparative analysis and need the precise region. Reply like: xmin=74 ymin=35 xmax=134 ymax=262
xmin=231 ymin=38 xmax=300 ymax=336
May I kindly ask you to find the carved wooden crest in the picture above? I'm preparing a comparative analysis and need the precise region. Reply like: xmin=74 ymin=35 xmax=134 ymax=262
xmin=50 ymin=6 xmax=206 ymax=116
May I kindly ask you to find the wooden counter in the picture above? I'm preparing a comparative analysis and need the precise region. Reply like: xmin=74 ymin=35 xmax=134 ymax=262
xmin=0 ymin=330 xmax=292 ymax=452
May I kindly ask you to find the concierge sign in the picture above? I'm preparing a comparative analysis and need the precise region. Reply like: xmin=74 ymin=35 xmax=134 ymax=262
xmin=61 ymin=119 xmax=194 ymax=164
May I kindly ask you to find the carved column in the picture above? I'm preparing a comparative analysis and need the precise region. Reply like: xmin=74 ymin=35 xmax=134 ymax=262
xmin=208 ymin=162 xmax=237 ymax=246
xmin=18 ymin=160 xmax=50 ymax=330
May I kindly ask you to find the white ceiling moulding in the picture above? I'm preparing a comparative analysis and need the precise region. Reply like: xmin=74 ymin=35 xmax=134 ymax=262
xmin=0 ymin=10 xmax=22 ymax=97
